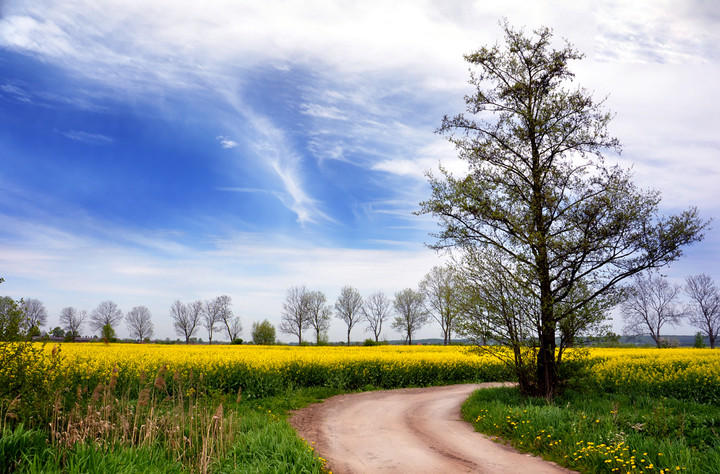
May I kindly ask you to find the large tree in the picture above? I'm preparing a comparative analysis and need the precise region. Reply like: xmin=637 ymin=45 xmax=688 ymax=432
xmin=89 ymin=300 xmax=124 ymax=336
xmin=126 ymin=305 xmax=154 ymax=342
xmin=622 ymin=272 xmax=683 ymax=347
xmin=419 ymin=265 xmax=460 ymax=345
xmin=335 ymin=285 xmax=364 ymax=344
xmin=279 ymin=285 xmax=310 ymax=344
xmin=419 ymin=22 xmax=706 ymax=397
xmin=684 ymin=274 xmax=720 ymax=349
xmin=392 ymin=288 xmax=427 ymax=345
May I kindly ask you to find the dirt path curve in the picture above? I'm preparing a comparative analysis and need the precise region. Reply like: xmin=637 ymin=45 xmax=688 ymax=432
xmin=289 ymin=383 xmax=576 ymax=474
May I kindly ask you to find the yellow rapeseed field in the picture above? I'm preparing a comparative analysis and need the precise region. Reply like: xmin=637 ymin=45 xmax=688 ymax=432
xmin=42 ymin=343 xmax=512 ymax=398
xmin=589 ymin=347 xmax=720 ymax=403
xmin=5 ymin=343 xmax=719 ymax=402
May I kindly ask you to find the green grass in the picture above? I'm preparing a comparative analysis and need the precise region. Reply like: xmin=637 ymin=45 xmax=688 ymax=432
xmin=5 ymin=387 xmax=340 ymax=474
xmin=462 ymin=386 xmax=720 ymax=473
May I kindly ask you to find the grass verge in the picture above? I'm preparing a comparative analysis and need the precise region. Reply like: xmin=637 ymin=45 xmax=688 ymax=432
xmin=462 ymin=386 xmax=720 ymax=473
xmin=4 ymin=387 xmax=340 ymax=473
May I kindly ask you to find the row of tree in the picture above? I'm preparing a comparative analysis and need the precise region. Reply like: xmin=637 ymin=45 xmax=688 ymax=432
xmin=169 ymin=295 xmax=241 ymax=343
xmin=0 ymin=272 xmax=464 ymax=344
xmin=622 ymin=272 xmax=720 ymax=348
xmin=277 ymin=267 xmax=461 ymax=345
xmin=0 ymin=293 xmax=240 ymax=344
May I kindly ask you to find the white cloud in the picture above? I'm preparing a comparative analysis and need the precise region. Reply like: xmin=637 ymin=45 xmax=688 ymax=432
xmin=1 ymin=0 xmax=719 ymax=342
xmin=61 ymin=130 xmax=114 ymax=145
xmin=300 ymin=103 xmax=346 ymax=120
xmin=0 ymin=15 xmax=76 ymax=58
xmin=216 ymin=135 xmax=238 ymax=149
xmin=0 ymin=216 xmax=442 ymax=342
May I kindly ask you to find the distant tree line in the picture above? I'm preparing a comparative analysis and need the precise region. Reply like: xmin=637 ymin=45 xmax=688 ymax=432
xmin=621 ymin=272 xmax=720 ymax=348
xmin=2 ymin=267 xmax=717 ymax=349
xmin=277 ymin=265 xmax=462 ymax=345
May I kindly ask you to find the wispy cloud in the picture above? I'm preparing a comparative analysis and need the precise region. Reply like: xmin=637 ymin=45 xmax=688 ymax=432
xmin=594 ymin=0 xmax=720 ymax=63
xmin=216 ymin=135 xmax=238 ymax=149
xmin=0 ymin=213 xmax=440 ymax=341
xmin=1 ymin=0 xmax=718 ymax=342
xmin=61 ymin=130 xmax=114 ymax=145
xmin=0 ymin=83 xmax=32 ymax=102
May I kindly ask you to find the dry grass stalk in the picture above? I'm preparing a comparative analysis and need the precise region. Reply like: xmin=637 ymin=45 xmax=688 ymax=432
xmin=47 ymin=369 xmax=236 ymax=472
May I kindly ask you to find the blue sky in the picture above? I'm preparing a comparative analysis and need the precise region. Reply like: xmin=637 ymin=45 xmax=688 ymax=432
xmin=1 ymin=0 xmax=719 ymax=342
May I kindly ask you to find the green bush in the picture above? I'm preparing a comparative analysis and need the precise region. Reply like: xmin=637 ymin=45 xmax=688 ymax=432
xmin=0 ymin=342 xmax=64 ymax=428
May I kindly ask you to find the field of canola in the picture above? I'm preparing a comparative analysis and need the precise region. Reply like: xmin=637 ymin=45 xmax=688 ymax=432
xmin=43 ymin=343 xmax=512 ymax=399
xmin=19 ymin=344 xmax=720 ymax=403
xmin=590 ymin=348 xmax=720 ymax=403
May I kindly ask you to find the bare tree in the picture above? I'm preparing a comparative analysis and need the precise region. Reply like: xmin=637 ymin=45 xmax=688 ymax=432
xmin=685 ymin=274 xmax=720 ymax=349
xmin=203 ymin=299 xmax=221 ymax=344
xmin=279 ymin=285 xmax=310 ymax=344
xmin=307 ymin=290 xmax=332 ymax=344
xmin=335 ymin=285 xmax=364 ymax=344
xmin=212 ymin=295 xmax=238 ymax=342
xmin=89 ymin=300 xmax=123 ymax=335
xmin=126 ymin=306 xmax=154 ymax=342
xmin=622 ymin=272 xmax=683 ymax=347
xmin=228 ymin=316 xmax=242 ymax=342
xmin=363 ymin=291 xmax=391 ymax=342
xmin=420 ymin=265 xmax=460 ymax=345
xmin=59 ymin=306 xmax=86 ymax=341
xmin=392 ymin=288 xmax=428 ymax=345
xmin=170 ymin=300 xmax=200 ymax=343
xmin=22 ymin=298 xmax=48 ymax=333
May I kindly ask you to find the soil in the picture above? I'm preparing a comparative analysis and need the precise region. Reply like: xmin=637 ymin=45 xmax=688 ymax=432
xmin=289 ymin=383 xmax=577 ymax=474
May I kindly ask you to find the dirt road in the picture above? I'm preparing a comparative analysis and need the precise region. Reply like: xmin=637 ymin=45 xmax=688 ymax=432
xmin=289 ymin=383 xmax=576 ymax=474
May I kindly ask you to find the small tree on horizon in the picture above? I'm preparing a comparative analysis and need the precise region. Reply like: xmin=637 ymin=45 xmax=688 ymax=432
xmin=89 ymin=300 xmax=123 ymax=337
xmin=0 ymin=296 xmax=24 ymax=341
xmin=363 ymin=291 xmax=392 ymax=342
xmin=170 ymin=300 xmax=201 ymax=344
xmin=251 ymin=319 xmax=276 ymax=345
xmin=126 ymin=305 xmax=154 ymax=342
xmin=22 ymin=298 xmax=48 ymax=335
xmin=622 ymin=272 xmax=684 ymax=347
xmin=279 ymin=285 xmax=311 ymax=344
xmin=684 ymin=273 xmax=720 ymax=349
xmin=202 ymin=299 xmax=221 ymax=344
xmin=420 ymin=265 xmax=460 ymax=345
xmin=307 ymin=290 xmax=332 ymax=344
xmin=335 ymin=285 xmax=364 ymax=344
xmin=59 ymin=306 xmax=86 ymax=341
xmin=392 ymin=288 xmax=427 ymax=345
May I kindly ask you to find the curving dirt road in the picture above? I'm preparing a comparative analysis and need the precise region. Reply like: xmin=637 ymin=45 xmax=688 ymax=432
xmin=289 ymin=383 xmax=576 ymax=474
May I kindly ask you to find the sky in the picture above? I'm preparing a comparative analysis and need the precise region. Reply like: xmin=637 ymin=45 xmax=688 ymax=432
xmin=0 ymin=0 xmax=718 ymax=342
